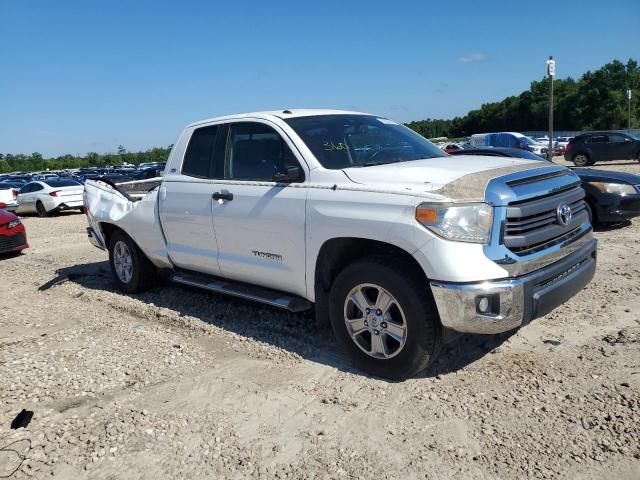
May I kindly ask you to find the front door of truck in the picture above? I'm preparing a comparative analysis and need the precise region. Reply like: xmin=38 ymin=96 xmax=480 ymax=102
xmin=211 ymin=121 xmax=308 ymax=298
xmin=158 ymin=124 xmax=226 ymax=276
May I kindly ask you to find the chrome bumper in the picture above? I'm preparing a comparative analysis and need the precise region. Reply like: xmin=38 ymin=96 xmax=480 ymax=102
xmin=430 ymin=237 xmax=597 ymax=334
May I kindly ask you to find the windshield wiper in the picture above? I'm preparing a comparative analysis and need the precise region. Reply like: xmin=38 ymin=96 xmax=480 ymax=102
xmin=362 ymin=161 xmax=393 ymax=167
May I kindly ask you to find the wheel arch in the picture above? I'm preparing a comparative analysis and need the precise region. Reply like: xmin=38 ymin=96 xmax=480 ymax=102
xmin=312 ymin=237 xmax=427 ymax=326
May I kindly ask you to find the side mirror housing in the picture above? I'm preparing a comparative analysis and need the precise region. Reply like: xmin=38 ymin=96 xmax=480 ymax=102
xmin=273 ymin=166 xmax=301 ymax=183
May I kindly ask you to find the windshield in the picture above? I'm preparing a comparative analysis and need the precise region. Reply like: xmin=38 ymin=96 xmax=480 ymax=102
xmin=628 ymin=133 xmax=640 ymax=141
xmin=285 ymin=114 xmax=446 ymax=169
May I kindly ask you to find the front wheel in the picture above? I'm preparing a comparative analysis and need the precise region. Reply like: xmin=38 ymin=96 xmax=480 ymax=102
xmin=108 ymin=230 xmax=157 ymax=293
xmin=329 ymin=255 xmax=442 ymax=380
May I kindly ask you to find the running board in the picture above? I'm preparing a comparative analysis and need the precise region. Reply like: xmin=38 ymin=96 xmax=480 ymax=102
xmin=171 ymin=273 xmax=312 ymax=313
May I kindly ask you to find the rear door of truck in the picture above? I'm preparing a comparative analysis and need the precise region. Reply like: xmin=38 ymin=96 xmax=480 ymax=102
xmin=158 ymin=124 xmax=226 ymax=276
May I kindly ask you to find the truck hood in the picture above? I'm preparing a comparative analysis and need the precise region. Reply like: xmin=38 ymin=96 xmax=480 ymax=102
xmin=342 ymin=155 xmax=549 ymax=202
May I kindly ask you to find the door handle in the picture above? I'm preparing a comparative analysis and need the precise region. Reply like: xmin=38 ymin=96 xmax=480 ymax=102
xmin=212 ymin=191 xmax=233 ymax=201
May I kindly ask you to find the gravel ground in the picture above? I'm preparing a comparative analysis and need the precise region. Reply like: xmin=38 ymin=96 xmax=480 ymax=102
xmin=1 ymin=158 xmax=639 ymax=479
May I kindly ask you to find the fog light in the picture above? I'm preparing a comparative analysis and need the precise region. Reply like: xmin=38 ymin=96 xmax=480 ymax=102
xmin=475 ymin=294 xmax=500 ymax=316
xmin=477 ymin=296 xmax=490 ymax=313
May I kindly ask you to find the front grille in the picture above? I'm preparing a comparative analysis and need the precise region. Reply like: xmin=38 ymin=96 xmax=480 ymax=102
xmin=504 ymin=186 xmax=588 ymax=255
xmin=0 ymin=233 xmax=25 ymax=251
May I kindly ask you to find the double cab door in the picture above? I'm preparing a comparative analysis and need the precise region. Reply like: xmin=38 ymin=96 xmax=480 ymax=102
xmin=159 ymin=120 xmax=308 ymax=298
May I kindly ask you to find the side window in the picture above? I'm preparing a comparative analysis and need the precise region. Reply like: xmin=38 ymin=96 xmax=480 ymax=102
xmin=608 ymin=134 xmax=626 ymax=143
xmin=182 ymin=125 xmax=219 ymax=178
xmin=589 ymin=135 xmax=609 ymax=143
xmin=19 ymin=184 xmax=32 ymax=194
xmin=31 ymin=184 xmax=44 ymax=192
xmin=225 ymin=122 xmax=303 ymax=182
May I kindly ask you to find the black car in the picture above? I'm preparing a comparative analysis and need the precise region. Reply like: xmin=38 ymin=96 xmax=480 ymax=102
xmin=450 ymin=147 xmax=640 ymax=224
xmin=564 ymin=132 xmax=640 ymax=166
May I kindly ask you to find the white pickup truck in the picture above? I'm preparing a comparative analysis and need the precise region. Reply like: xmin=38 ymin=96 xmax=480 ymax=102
xmin=84 ymin=110 xmax=597 ymax=379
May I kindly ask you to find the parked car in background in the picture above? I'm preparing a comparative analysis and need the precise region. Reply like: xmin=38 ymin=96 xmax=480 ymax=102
xmin=441 ymin=143 xmax=464 ymax=153
xmin=470 ymin=132 xmax=548 ymax=158
xmin=451 ymin=147 xmax=640 ymax=224
xmin=555 ymin=136 xmax=573 ymax=150
xmin=0 ymin=207 xmax=28 ymax=255
xmin=572 ymin=168 xmax=640 ymax=224
xmin=16 ymin=179 xmax=84 ymax=217
xmin=564 ymin=132 xmax=640 ymax=166
xmin=32 ymin=173 xmax=60 ymax=181
xmin=0 ymin=185 xmax=19 ymax=211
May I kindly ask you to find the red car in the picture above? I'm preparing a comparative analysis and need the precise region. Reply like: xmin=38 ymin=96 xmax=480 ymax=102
xmin=0 ymin=205 xmax=28 ymax=254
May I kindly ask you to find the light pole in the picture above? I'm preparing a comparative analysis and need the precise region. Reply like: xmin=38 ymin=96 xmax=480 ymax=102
xmin=628 ymin=88 xmax=632 ymax=132
xmin=546 ymin=56 xmax=555 ymax=161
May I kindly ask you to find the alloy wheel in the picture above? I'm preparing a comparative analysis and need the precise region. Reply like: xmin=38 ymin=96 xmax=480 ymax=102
xmin=343 ymin=283 xmax=408 ymax=359
xmin=113 ymin=240 xmax=133 ymax=284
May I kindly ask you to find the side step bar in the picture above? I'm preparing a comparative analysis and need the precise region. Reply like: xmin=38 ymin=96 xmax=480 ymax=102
xmin=171 ymin=272 xmax=312 ymax=313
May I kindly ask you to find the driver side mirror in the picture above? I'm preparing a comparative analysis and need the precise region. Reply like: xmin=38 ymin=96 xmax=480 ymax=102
xmin=273 ymin=166 xmax=301 ymax=183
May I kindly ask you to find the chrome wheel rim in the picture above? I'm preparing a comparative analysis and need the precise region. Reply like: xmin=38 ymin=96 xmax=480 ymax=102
xmin=343 ymin=283 xmax=407 ymax=359
xmin=113 ymin=241 xmax=133 ymax=284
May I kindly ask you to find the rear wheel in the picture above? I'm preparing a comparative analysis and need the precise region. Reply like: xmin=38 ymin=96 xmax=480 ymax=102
xmin=329 ymin=255 xmax=442 ymax=380
xmin=108 ymin=230 xmax=157 ymax=293
xmin=572 ymin=153 xmax=591 ymax=167
xmin=36 ymin=201 xmax=48 ymax=217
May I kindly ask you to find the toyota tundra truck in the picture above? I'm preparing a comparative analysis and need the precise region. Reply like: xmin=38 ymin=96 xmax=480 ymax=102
xmin=84 ymin=110 xmax=597 ymax=379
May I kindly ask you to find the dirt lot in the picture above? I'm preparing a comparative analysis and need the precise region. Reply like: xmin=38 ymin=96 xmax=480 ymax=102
xmin=1 ymin=158 xmax=640 ymax=479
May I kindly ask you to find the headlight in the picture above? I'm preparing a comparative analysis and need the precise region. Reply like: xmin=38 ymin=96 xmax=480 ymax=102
xmin=416 ymin=203 xmax=493 ymax=243
xmin=7 ymin=218 xmax=21 ymax=229
xmin=588 ymin=182 xmax=637 ymax=196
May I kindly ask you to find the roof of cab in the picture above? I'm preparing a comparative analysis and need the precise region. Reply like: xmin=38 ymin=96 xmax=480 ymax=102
xmin=187 ymin=109 xmax=374 ymax=128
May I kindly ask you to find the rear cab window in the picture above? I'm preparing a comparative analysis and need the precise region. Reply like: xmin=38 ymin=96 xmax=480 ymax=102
xmin=181 ymin=125 xmax=221 ymax=179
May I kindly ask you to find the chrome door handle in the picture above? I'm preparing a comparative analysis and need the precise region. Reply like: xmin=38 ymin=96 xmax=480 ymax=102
xmin=212 ymin=191 xmax=233 ymax=201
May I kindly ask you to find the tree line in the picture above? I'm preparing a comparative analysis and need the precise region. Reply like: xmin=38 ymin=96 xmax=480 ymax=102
xmin=0 ymin=145 xmax=172 ymax=174
xmin=2 ymin=58 xmax=638 ymax=173
xmin=406 ymin=59 xmax=639 ymax=138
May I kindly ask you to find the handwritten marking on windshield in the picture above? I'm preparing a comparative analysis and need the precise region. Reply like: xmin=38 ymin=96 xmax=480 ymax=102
xmin=323 ymin=141 xmax=349 ymax=151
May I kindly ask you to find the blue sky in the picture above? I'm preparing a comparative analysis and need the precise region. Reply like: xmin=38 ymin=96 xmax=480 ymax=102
xmin=1 ymin=0 xmax=638 ymax=157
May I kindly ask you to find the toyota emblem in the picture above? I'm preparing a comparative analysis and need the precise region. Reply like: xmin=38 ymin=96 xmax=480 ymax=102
xmin=556 ymin=203 xmax=572 ymax=226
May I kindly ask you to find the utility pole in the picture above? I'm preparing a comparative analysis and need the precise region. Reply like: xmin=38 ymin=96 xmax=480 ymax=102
xmin=628 ymin=88 xmax=632 ymax=132
xmin=546 ymin=56 xmax=555 ymax=161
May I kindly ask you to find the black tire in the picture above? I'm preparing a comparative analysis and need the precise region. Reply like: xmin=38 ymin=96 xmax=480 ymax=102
xmin=36 ymin=201 xmax=48 ymax=217
xmin=585 ymin=202 xmax=597 ymax=225
xmin=328 ymin=255 xmax=442 ymax=380
xmin=572 ymin=153 xmax=591 ymax=167
xmin=108 ymin=230 xmax=157 ymax=293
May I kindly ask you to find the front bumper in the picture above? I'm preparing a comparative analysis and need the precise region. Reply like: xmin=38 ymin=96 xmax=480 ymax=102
xmin=1 ymin=202 xmax=19 ymax=212
xmin=0 ymin=231 xmax=28 ymax=254
xmin=430 ymin=237 xmax=597 ymax=334
xmin=53 ymin=200 xmax=84 ymax=212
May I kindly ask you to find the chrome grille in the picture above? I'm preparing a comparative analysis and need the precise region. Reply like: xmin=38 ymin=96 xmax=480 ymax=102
xmin=504 ymin=186 xmax=588 ymax=255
